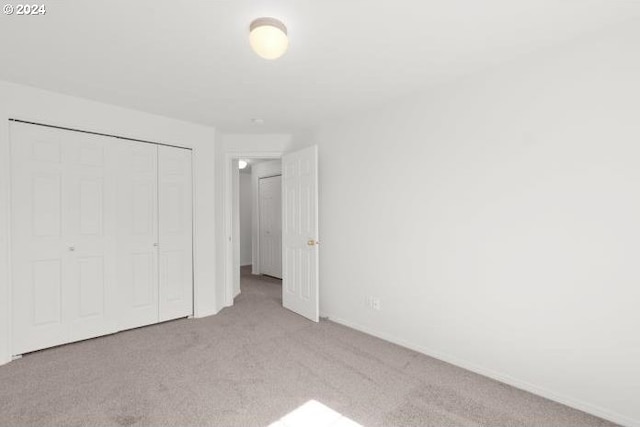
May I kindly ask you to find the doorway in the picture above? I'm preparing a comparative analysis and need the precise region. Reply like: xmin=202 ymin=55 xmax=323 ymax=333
xmin=224 ymin=146 xmax=319 ymax=322
xmin=236 ymin=158 xmax=283 ymax=292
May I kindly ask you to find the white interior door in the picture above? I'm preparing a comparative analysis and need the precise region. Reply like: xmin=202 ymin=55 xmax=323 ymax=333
xmin=158 ymin=146 xmax=193 ymax=322
xmin=259 ymin=175 xmax=282 ymax=279
xmin=116 ymin=141 xmax=159 ymax=330
xmin=282 ymin=145 xmax=319 ymax=322
xmin=10 ymin=123 xmax=117 ymax=354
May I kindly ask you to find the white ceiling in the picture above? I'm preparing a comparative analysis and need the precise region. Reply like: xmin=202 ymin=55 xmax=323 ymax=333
xmin=1 ymin=1 xmax=639 ymax=132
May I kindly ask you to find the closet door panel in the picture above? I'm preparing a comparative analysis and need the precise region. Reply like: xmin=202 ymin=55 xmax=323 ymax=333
xmin=158 ymin=146 xmax=193 ymax=321
xmin=11 ymin=124 xmax=69 ymax=354
xmin=10 ymin=123 xmax=117 ymax=354
xmin=116 ymin=141 xmax=159 ymax=331
xmin=64 ymin=132 xmax=118 ymax=342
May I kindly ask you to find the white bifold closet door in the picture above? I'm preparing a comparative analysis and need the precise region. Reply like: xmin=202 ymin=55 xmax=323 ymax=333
xmin=157 ymin=145 xmax=193 ymax=322
xmin=116 ymin=141 xmax=159 ymax=330
xmin=10 ymin=122 xmax=193 ymax=356
xmin=118 ymin=142 xmax=193 ymax=327
xmin=11 ymin=123 xmax=118 ymax=354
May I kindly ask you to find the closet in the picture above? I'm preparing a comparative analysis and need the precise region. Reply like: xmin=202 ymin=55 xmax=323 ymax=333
xmin=10 ymin=122 xmax=193 ymax=355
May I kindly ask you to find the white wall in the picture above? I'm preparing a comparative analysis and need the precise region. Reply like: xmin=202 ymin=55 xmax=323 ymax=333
xmin=251 ymin=160 xmax=282 ymax=274
xmin=239 ymin=171 xmax=253 ymax=267
xmin=304 ymin=22 xmax=640 ymax=426
xmin=0 ymin=81 xmax=218 ymax=366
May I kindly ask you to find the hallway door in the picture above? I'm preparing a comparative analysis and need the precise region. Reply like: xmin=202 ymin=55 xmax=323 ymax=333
xmin=259 ymin=175 xmax=282 ymax=278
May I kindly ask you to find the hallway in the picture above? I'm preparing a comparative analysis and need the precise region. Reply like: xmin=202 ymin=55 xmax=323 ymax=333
xmin=238 ymin=264 xmax=283 ymax=305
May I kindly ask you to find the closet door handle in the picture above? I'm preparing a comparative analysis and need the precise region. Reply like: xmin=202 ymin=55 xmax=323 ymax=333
xmin=153 ymin=243 xmax=159 ymax=247
xmin=68 ymin=246 xmax=75 ymax=252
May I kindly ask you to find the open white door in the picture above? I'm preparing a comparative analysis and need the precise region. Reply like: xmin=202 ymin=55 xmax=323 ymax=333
xmin=282 ymin=145 xmax=319 ymax=322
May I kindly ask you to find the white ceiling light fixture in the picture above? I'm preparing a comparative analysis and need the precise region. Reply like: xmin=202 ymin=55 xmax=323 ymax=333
xmin=249 ymin=17 xmax=289 ymax=60
xmin=238 ymin=160 xmax=248 ymax=169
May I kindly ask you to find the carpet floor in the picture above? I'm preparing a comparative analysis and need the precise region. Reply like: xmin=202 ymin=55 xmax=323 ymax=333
xmin=0 ymin=266 xmax=616 ymax=427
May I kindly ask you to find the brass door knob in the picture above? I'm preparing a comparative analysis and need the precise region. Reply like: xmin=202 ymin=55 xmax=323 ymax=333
xmin=307 ymin=239 xmax=319 ymax=246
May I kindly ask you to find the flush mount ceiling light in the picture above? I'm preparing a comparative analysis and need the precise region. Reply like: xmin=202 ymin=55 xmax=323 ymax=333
xmin=238 ymin=160 xmax=248 ymax=169
xmin=249 ymin=17 xmax=288 ymax=60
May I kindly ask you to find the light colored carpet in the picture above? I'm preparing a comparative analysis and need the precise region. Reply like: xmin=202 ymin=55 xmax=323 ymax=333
xmin=0 ymin=266 xmax=616 ymax=427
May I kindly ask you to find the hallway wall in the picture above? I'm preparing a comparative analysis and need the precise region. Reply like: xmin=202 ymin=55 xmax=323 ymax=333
xmin=239 ymin=171 xmax=252 ymax=266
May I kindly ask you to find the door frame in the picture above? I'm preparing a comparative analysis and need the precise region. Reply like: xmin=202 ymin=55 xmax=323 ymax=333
xmin=223 ymin=151 xmax=283 ymax=307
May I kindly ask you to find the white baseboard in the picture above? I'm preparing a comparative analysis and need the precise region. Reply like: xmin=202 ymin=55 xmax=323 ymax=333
xmin=233 ymin=288 xmax=241 ymax=298
xmin=325 ymin=314 xmax=638 ymax=427
xmin=193 ymin=307 xmax=220 ymax=319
